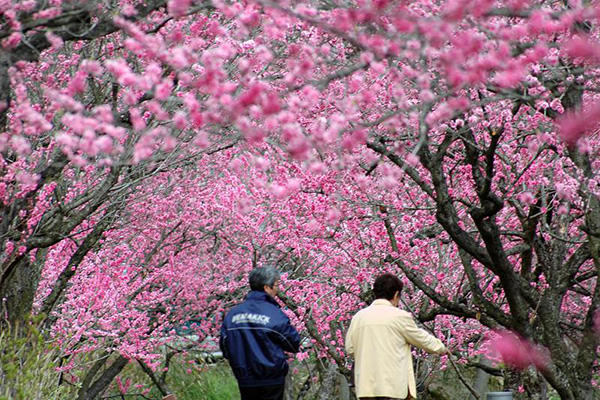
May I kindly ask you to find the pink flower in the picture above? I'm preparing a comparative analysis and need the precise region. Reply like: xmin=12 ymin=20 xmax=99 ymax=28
xmin=381 ymin=175 xmax=398 ymax=189
xmin=240 ymin=8 xmax=261 ymax=27
xmin=325 ymin=208 xmax=342 ymax=225
xmin=517 ymin=191 xmax=535 ymax=206
xmin=443 ymin=0 xmax=466 ymax=21
xmin=116 ymin=377 xmax=132 ymax=394
xmin=45 ymin=31 xmax=63 ymax=49
xmin=564 ymin=36 xmax=600 ymax=63
xmin=342 ymin=129 xmax=367 ymax=151
xmin=155 ymin=80 xmax=173 ymax=100
xmin=490 ymin=330 xmax=549 ymax=370
xmin=105 ymin=59 xmax=137 ymax=87
xmin=193 ymin=131 xmax=209 ymax=149
xmin=300 ymin=85 xmax=320 ymax=108
xmin=191 ymin=111 xmax=204 ymax=128
xmin=67 ymin=70 xmax=88 ymax=95
xmin=81 ymin=60 xmax=103 ymax=76
xmin=242 ymin=125 xmax=266 ymax=145
xmin=287 ymin=136 xmax=311 ymax=161
xmin=405 ymin=153 xmax=419 ymax=168
xmin=308 ymin=161 xmax=325 ymax=174
xmin=169 ymin=47 xmax=192 ymax=69
xmin=270 ymin=184 xmax=287 ymax=199
xmin=286 ymin=178 xmax=301 ymax=193
xmin=129 ymin=108 xmax=146 ymax=132
xmin=557 ymin=205 xmax=569 ymax=215
xmin=4 ymin=241 xmax=14 ymax=255
xmin=56 ymin=132 xmax=78 ymax=149
xmin=17 ymin=1 xmax=36 ymax=12
xmin=94 ymin=136 xmax=113 ymax=153
xmin=93 ymin=105 xmax=114 ymax=124
xmin=133 ymin=139 xmax=154 ymax=163
xmin=493 ymin=67 xmax=525 ymax=88
xmin=253 ymin=156 xmax=270 ymax=171
xmin=2 ymin=32 xmax=22 ymax=49
xmin=121 ymin=4 xmax=137 ymax=16
xmin=527 ymin=10 xmax=550 ymax=35
xmin=173 ymin=111 xmax=187 ymax=130
xmin=557 ymin=103 xmax=600 ymax=145
xmin=554 ymin=183 xmax=574 ymax=202
xmin=167 ymin=0 xmax=191 ymax=17
xmin=237 ymin=83 xmax=263 ymax=109
xmin=33 ymin=7 xmax=60 ymax=20
xmin=16 ymin=172 xmax=40 ymax=187
xmin=261 ymin=92 xmax=281 ymax=115
xmin=10 ymin=135 xmax=31 ymax=155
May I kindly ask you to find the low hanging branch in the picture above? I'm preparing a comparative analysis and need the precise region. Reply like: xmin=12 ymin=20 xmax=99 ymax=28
xmin=447 ymin=355 xmax=481 ymax=400
xmin=382 ymin=206 xmax=481 ymax=399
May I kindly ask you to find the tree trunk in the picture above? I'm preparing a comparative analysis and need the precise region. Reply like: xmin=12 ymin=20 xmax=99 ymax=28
xmin=78 ymin=354 xmax=129 ymax=400
xmin=0 ymin=252 xmax=43 ymax=326
xmin=471 ymin=357 xmax=490 ymax=400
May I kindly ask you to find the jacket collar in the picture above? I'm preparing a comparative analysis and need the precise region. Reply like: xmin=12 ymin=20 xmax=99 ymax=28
xmin=372 ymin=299 xmax=394 ymax=307
xmin=247 ymin=290 xmax=280 ymax=307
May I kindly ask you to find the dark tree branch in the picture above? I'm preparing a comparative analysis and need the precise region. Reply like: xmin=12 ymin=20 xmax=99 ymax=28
xmin=40 ymin=201 xmax=124 ymax=322
xmin=136 ymin=358 xmax=172 ymax=396
xmin=78 ymin=354 xmax=130 ymax=400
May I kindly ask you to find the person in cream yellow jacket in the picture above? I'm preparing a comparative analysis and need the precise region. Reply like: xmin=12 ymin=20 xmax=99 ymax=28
xmin=345 ymin=273 xmax=448 ymax=400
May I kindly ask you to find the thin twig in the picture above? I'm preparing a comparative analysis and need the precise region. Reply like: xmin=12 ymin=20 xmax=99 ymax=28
xmin=447 ymin=354 xmax=481 ymax=400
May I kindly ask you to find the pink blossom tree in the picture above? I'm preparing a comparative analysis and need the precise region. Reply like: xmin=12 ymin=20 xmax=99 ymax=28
xmin=1 ymin=0 xmax=600 ymax=399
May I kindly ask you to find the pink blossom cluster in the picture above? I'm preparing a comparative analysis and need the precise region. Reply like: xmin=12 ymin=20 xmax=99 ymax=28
xmin=0 ymin=0 xmax=599 ymax=396
xmin=488 ymin=330 xmax=550 ymax=370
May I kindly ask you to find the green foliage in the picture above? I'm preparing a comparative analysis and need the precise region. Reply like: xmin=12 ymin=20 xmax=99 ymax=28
xmin=166 ymin=361 xmax=240 ymax=400
xmin=0 ymin=320 xmax=76 ymax=400
xmin=107 ymin=357 xmax=240 ymax=400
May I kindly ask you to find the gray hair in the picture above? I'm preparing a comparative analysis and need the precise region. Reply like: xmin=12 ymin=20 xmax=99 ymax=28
xmin=249 ymin=266 xmax=280 ymax=291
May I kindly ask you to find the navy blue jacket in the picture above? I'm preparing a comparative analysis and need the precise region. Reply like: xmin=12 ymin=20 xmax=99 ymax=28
xmin=219 ymin=291 xmax=300 ymax=387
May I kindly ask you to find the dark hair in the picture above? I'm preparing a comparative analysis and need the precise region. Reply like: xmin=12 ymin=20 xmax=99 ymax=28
xmin=373 ymin=273 xmax=403 ymax=300
xmin=249 ymin=266 xmax=280 ymax=291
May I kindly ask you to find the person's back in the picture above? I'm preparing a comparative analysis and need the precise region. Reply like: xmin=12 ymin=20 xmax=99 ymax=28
xmin=221 ymin=290 xmax=299 ymax=386
xmin=346 ymin=273 xmax=447 ymax=400
xmin=220 ymin=266 xmax=300 ymax=400
xmin=351 ymin=303 xmax=413 ymax=373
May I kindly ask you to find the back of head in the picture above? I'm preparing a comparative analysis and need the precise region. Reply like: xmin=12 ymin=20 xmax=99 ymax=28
xmin=249 ymin=265 xmax=281 ymax=291
xmin=373 ymin=273 xmax=403 ymax=300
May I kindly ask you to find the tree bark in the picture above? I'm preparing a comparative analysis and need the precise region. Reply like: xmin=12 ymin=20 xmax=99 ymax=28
xmin=0 ymin=255 xmax=40 ymax=326
xmin=77 ymin=354 xmax=129 ymax=400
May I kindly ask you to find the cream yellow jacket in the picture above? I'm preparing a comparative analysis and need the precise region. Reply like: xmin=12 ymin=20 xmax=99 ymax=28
xmin=345 ymin=299 xmax=446 ymax=399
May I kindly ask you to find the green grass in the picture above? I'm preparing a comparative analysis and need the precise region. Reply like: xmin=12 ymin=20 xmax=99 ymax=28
xmin=165 ymin=360 xmax=240 ymax=400
xmin=0 ymin=321 xmax=239 ymax=400
xmin=105 ymin=356 xmax=240 ymax=400
xmin=0 ymin=322 xmax=76 ymax=400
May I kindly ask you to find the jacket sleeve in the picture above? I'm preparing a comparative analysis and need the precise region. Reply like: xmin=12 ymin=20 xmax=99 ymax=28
xmin=219 ymin=319 xmax=230 ymax=359
xmin=398 ymin=314 xmax=446 ymax=354
xmin=345 ymin=317 xmax=356 ymax=355
xmin=275 ymin=314 xmax=301 ymax=353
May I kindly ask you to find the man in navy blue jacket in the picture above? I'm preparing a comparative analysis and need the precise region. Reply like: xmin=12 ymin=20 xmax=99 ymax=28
xmin=220 ymin=266 xmax=301 ymax=400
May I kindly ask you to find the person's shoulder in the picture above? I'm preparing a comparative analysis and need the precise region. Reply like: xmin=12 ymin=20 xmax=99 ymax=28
xmin=255 ymin=298 xmax=286 ymax=316
xmin=353 ymin=306 xmax=370 ymax=317
xmin=224 ymin=303 xmax=242 ymax=317
xmin=394 ymin=309 xmax=417 ymax=323
xmin=253 ymin=305 xmax=288 ymax=328
xmin=351 ymin=304 xmax=379 ymax=321
xmin=396 ymin=309 xmax=412 ymax=317
xmin=233 ymin=298 xmax=251 ymax=309
xmin=258 ymin=296 xmax=280 ymax=310
xmin=226 ymin=297 xmax=255 ymax=314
